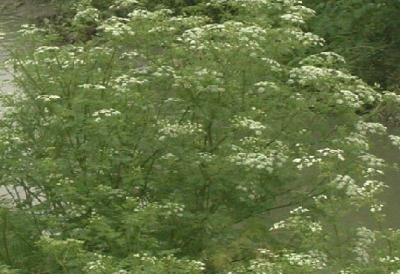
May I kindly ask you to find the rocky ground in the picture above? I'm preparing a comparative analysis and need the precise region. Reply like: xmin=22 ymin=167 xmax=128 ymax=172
xmin=0 ymin=0 xmax=56 ymax=20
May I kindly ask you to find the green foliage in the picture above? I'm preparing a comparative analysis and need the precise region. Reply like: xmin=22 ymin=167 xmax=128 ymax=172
xmin=0 ymin=204 xmax=40 ymax=273
xmin=1 ymin=0 xmax=400 ymax=273
xmin=304 ymin=0 xmax=400 ymax=90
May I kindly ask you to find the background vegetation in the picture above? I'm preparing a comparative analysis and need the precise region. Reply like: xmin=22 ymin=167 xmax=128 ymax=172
xmin=304 ymin=0 xmax=400 ymax=91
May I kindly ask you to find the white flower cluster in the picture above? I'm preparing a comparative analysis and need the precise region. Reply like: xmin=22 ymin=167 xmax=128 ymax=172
xmin=78 ymin=84 xmax=106 ymax=90
xmin=229 ymin=145 xmax=288 ymax=173
xmin=276 ymin=0 xmax=304 ymax=6
xmin=97 ymin=16 xmax=134 ymax=37
xmin=330 ymin=175 xmax=387 ymax=199
xmin=245 ymin=260 xmax=280 ymax=273
xmin=232 ymin=116 xmax=266 ymax=136
xmin=283 ymin=250 xmax=327 ymax=270
xmin=270 ymin=206 xmax=322 ymax=233
xmin=380 ymin=256 xmax=400 ymax=263
xmin=356 ymin=121 xmax=387 ymax=136
xmin=210 ymin=0 xmax=269 ymax=5
xmin=18 ymin=24 xmax=46 ymax=36
xmin=280 ymin=13 xmax=306 ymax=24
xmin=74 ymin=4 xmax=100 ymax=24
xmin=363 ymin=180 xmax=388 ymax=198
xmin=317 ymin=148 xmax=345 ymax=161
xmin=114 ymin=270 xmax=128 ymax=274
xmin=112 ymin=74 xmax=148 ymax=93
xmin=92 ymin=109 xmax=122 ymax=122
xmin=330 ymin=175 xmax=364 ymax=197
xmin=292 ymin=148 xmax=345 ymax=170
xmin=115 ymin=74 xmax=148 ymax=85
xmin=195 ymin=68 xmax=221 ymax=77
xmin=236 ymin=182 xmax=260 ymax=201
xmin=173 ymin=68 xmax=225 ymax=93
xmin=261 ymin=58 xmax=283 ymax=72
xmin=358 ymin=153 xmax=385 ymax=175
xmin=341 ymin=133 xmax=369 ymax=151
xmin=270 ymin=217 xmax=322 ymax=233
xmin=153 ymin=66 xmax=176 ymax=78
xmin=35 ymin=46 xmax=61 ymax=53
xmin=36 ymin=95 xmax=61 ymax=102
xmin=95 ymin=184 xmax=126 ymax=199
xmin=194 ymin=152 xmax=216 ymax=165
xmin=86 ymin=260 xmax=106 ymax=272
xmin=389 ymin=135 xmax=400 ymax=148
xmin=31 ymin=46 xmax=87 ymax=70
xmin=179 ymin=21 xmax=266 ymax=55
xmin=251 ymin=81 xmax=279 ymax=94
xmin=84 ymin=253 xmax=113 ymax=273
xmin=292 ymin=154 xmax=322 ymax=170
xmin=246 ymin=248 xmax=327 ymax=272
xmin=131 ymin=253 xmax=205 ymax=271
xmin=288 ymin=5 xmax=316 ymax=19
xmin=289 ymin=65 xmax=355 ymax=88
xmin=158 ymin=120 xmax=204 ymax=140
xmin=290 ymin=206 xmax=309 ymax=214
xmin=197 ymin=83 xmax=225 ymax=93
xmin=164 ymin=97 xmax=183 ymax=104
xmin=128 ymin=9 xmax=172 ymax=20
xmin=130 ymin=198 xmax=185 ymax=218
xmin=161 ymin=203 xmax=185 ymax=217
xmin=353 ymin=227 xmax=376 ymax=264
xmin=299 ymin=52 xmax=346 ymax=67
xmin=119 ymin=51 xmax=140 ymax=60
xmin=258 ymin=249 xmax=278 ymax=258
xmin=239 ymin=25 xmax=268 ymax=40
xmin=313 ymin=194 xmax=328 ymax=207
xmin=283 ymin=29 xmax=324 ymax=47
xmin=109 ymin=0 xmax=139 ymax=9
xmin=382 ymin=91 xmax=400 ymax=103
xmin=370 ymin=203 xmax=384 ymax=213
xmin=179 ymin=23 xmax=219 ymax=50
xmin=242 ymin=250 xmax=282 ymax=272
xmin=12 ymin=59 xmax=34 ymax=67
xmin=92 ymin=109 xmax=122 ymax=117
xmin=229 ymin=152 xmax=272 ymax=172
xmin=168 ymin=15 xmax=209 ymax=29
xmin=354 ymin=83 xmax=379 ymax=103
xmin=127 ymin=9 xmax=152 ymax=19
xmin=65 ymin=203 xmax=88 ymax=218
xmin=149 ymin=26 xmax=177 ymax=33
xmin=160 ymin=153 xmax=179 ymax=161
xmin=88 ymin=46 xmax=113 ymax=55
xmin=289 ymin=92 xmax=304 ymax=101
xmin=335 ymin=90 xmax=362 ymax=108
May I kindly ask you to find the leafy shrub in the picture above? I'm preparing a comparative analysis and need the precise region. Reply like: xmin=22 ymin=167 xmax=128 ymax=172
xmin=1 ymin=0 xmax=400 ymax=273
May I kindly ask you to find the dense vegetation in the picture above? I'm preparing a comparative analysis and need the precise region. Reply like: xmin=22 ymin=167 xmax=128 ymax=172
xmin=304 ymin=0 xmax=400 ymax=91
xmin=1 ymin=0 xmax=400 ymax=273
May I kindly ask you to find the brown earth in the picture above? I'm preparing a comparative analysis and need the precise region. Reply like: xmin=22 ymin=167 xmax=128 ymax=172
xmin=0 ymin=0 xmax=56 ymax=20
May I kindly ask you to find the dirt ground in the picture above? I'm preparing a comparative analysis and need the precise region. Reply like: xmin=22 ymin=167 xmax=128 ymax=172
xmin=0 ymin=0 xmax=56 ymax=20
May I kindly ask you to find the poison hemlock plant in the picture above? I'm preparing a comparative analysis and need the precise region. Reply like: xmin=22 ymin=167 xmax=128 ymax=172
xmin=1 ymin=0 xmax=400 ymax=273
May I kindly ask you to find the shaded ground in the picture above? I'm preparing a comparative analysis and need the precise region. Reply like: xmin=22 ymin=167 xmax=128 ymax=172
xmin=0 ymin=0 xmax=56 ymax=20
